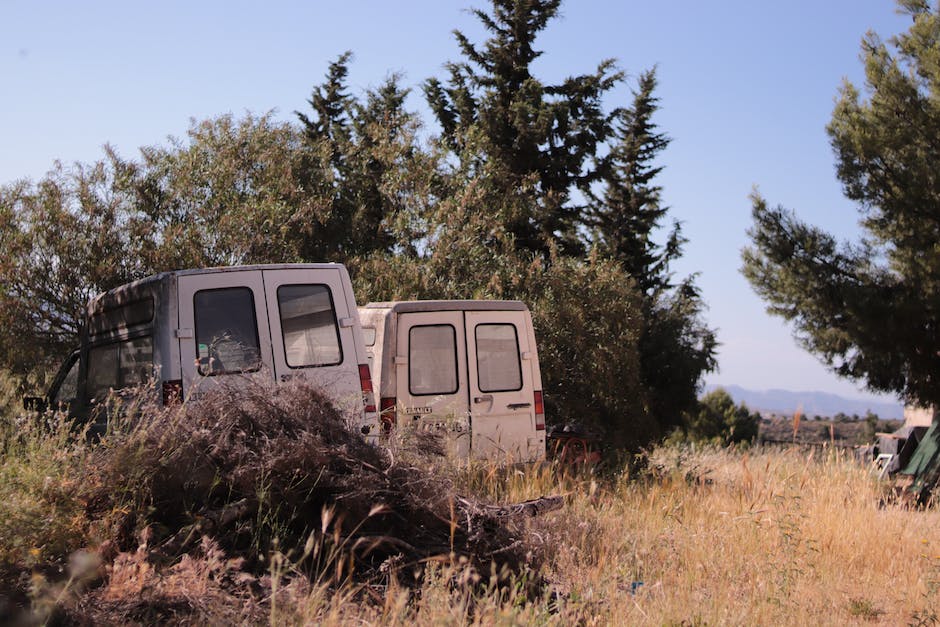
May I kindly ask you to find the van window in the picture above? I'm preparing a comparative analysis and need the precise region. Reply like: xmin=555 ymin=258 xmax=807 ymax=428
xmin=362 ymin=327 xmax=376 ymax=347
xmin=409 ymin=325 xmax=458 ymax=395
xmin=86 ymin=336 xmax=153 ymax=400
xmin=475 ymin=324 xmax=522 ymax=392
xmin=194 ymin=288 xmax=262 ymax=375
xmin=52 ymin=354 xmax=80 ymax=404
xmin=89 ymin=297 xmax=154 ymax=336
xmin=276 ymin=284 xmax=342 ymax=367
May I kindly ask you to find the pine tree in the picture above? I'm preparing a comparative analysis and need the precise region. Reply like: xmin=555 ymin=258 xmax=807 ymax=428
xmin=424 ymin=0 xmax=621 ymax=256
xmin=588 ymin=68 xmax=717 ymax=428
xmin=296 ymin=53 xmax=421 ymax=260
xmin=743 ymin=0 xmax=940 ymax=405
xmin=587 ymin=69 xmax=682 ymax=295
xmin=345 ymin=75 xmax=421 ymax=256
xmin=297 ymin=51 xmax=353 ymax=169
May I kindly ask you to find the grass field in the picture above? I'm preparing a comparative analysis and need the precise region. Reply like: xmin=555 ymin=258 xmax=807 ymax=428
xmin=1 ymin=384 xmax=938 ymax=625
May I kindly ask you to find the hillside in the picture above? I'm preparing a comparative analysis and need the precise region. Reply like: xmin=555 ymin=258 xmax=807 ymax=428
xmin=707 ymin=383 xmax=904 ymax=419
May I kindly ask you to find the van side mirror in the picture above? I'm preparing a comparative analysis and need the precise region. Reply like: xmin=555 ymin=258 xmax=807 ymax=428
xmin=23 ymin=396 xmax=48 ymax=412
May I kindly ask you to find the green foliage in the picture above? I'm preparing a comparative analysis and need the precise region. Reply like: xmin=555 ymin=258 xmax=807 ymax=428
xmin=681 ymin=388 xmax=759 ymax=445
xmin=0 ymin=105 xmax=436 ymax=377
xmin=425 ymin=0 xmax=622 ymax=256
xmin=743 ymin=0 xmax=940 ymax=406
xmin=0 ymin=0 xmax=717 ymax=450
xmin=641 ymin=280 xmax=718 ymax=430
xmin=0 ymin=156 xmax=146 ymax=374
xmin=527 ymin=256 xmax=652 ymax=449
xmin=134 ymin=113 xmax=310 ymax=268
xmin=296 ymin=54 xmax=432 ymax=260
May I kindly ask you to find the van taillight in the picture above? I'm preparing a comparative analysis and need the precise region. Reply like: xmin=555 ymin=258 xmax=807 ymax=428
xmin=534 ymin=390 xmax=545 ymax=431
xmin=162 ymin=379 xmax=183 ymax=405
xmin=380 ymin=397 xmax=397 ymax=434
xmin=358 ymin=365 xmax=376 ymax=413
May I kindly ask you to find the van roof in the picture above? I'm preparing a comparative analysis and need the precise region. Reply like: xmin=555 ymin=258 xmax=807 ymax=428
xmin=90 ymin=263 xmax=345 ymax=305
xmin=362 ymin=300 xmax=529 ymax=313
xmin=170 ymin=263 xmax=343 ymax=278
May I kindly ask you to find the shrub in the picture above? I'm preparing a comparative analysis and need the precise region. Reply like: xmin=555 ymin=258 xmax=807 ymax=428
xmin=679 ymin=387 xmax=759 ymax=445
xmin=354 ymin=241 xmax=652 ymax=451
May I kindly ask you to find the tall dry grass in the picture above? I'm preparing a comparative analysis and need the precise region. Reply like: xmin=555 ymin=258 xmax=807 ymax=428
xmin=3 ymin=375 xmax=940 ymax=624
xmin=274 ymin=442 xmax=940 ymax=625
xmin=1 ymin=379 xmax=543 ymax=623
xmin=0 ymin=398 xmax=89 ymax=571
xmin=527 ymin=445 xmax=940 ymax=625
xmin=281 ymin=443 xmax=940 ymax=625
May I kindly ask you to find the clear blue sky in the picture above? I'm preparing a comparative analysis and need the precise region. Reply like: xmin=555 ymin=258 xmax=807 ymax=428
xmin=0 ymin=1 xmax=914 ymax=403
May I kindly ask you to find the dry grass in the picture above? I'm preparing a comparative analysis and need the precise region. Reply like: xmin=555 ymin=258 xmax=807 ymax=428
xmin=3 ymin=380 xmax=940 ymax=624
xmin=0 ymin=379 xmax=540 ymax=624
xmin=532 ymin=445 xmax=940 ymax=625
xmin=270 ymin=442 xmax=940 ymax=625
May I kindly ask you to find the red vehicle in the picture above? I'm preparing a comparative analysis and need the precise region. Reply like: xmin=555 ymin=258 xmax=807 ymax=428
xmin=547 ymin=427 xmax=601 ymax=466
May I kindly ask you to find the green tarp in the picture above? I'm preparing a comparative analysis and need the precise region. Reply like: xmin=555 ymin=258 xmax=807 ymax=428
xmin=900 ymin=421 xmax=940 ymax=503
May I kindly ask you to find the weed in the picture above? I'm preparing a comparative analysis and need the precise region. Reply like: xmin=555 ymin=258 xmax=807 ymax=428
xmin=847 ymin=597 xmax=883 ymax=620
xmin=911 ymin=608 xmax=940 ymax=627
xmin=4 ymin=378 xmax=550 ymax=622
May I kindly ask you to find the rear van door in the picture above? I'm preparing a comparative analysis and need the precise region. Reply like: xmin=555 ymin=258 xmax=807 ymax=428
xmin=261 ymin=268 xmax=364 ymax=419
xmin=178 ymin=271 xmax=273 ymax=397
xmin=396 ymin=311 xmax=471 ymax=456
xmin=465 ymin=310 xmax=539 ymax=462
xmin=179 ymin=268 xmax=370 ymax=421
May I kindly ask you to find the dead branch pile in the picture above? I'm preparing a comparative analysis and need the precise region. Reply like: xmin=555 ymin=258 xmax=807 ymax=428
xmin=59 ymin=378 xmax=548 ymax=622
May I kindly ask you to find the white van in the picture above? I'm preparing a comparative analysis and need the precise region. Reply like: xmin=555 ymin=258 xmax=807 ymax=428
xmin=358 ymin=300 xmax=546 ymax=462
xmin=26 ymin=264 xmax=378 ymax=435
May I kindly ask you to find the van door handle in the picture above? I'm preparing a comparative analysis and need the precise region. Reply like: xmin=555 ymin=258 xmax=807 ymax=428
xmin=473 ymin=395 xmax=493 ymax=404
xmin=508 ymin=402 xmax=531 ymax=409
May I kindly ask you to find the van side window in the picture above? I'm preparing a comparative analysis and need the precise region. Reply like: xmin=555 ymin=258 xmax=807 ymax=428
xmin=52 ymin=354 xmax=80 ymax=405
xmin=86 ymin=336 xmax=154 ymax=401
xmin=276 ymin=284 xmax=342 ymax=367
xmin=475 ymin=324 xmax=522 ymax=392
xmin=194 ymin=288 xmax=262 ymax=375
xmin=409 ymin=325 xmax=458 ymax=395
xmin=89 ymin=297 xmax=154 ymax=336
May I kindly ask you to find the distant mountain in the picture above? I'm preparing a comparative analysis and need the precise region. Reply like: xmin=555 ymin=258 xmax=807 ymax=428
xmin=704 ymin=384 xmax=904 ymax=420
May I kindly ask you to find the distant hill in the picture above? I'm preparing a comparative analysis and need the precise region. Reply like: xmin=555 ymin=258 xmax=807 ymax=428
xmin=704 ymin=384 xmax=904 ymax=420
